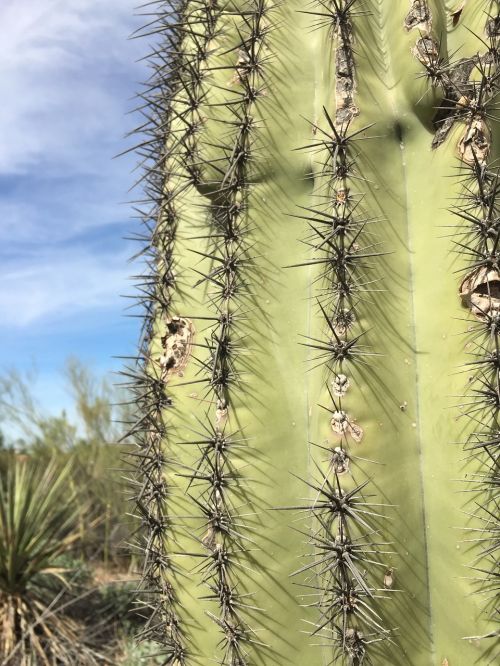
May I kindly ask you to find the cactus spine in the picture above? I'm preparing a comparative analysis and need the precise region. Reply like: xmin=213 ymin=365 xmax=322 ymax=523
xmin=125 ymin=1 xmax=500 ymax=664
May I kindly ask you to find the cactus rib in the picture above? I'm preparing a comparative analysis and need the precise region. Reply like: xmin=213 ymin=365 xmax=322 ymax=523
xmin=287 ymin=2 xmax=396 ymax=663
xmin=447 ymin=2 xmax=500 ymax=650
xmin=171 ymin=3 xmax=275 ymax=664
xmin=123 ymin=1 xmax=225 ymax=661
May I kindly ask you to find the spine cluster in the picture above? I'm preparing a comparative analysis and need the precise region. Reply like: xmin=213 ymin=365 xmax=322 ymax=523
xmin=178 ymin=2 xmax=272 ymax=663
xmin=290 ymin=2 xmax=394 ymax=663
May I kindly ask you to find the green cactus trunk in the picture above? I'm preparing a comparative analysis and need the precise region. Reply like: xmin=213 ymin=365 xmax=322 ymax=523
xmin=127 ymin=1 xmax=500 ymax=664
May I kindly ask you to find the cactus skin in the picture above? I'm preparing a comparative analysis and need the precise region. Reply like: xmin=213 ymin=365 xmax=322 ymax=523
xmin=125 ymin=1 xmax=500 ymax=664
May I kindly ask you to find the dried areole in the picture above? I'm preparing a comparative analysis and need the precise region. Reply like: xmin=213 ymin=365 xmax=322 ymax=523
xmin=413 ymin=35 xmax=439 ymax=67
xmin=331 ymin=410 xmax=364 ymax=443
xmin=458 ymin=117 xmax=491 ymax=165
xmin=215 ymin=398 xmax=229 ymax=427
xmin=460 ymin=267 xmax=500 ymax=319
xmin=335 ymin=187 xmax=349 ymax=205
xmin=404 ymin=1 xmax=432 ymax=34
xmin=331 ymin=446 xmax=350 ymax=474
xmin=332 ymin=373 xmax=350 ymax=397
xmin=384 ymin=567 xmax=395 ymax=589
xmin=158 ymin=316 xmax=195 ymax=378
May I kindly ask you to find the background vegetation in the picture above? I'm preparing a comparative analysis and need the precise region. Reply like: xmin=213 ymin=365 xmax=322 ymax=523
xmin=0 ymin=359 xmax=154 ymax=665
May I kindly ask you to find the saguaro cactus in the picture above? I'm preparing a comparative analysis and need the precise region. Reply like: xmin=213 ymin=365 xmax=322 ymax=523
xmin=125 ymin=1 xmax=500 ymax=664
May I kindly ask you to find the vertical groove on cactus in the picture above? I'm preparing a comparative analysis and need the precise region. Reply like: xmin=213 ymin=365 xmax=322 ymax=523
xmin=287 ymin=2 xmax=395 ymax=663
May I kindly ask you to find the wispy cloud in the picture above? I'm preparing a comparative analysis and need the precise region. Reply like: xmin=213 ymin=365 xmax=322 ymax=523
xmin=0 ymin=0 xmax=147 ymax=337
xmin=0 ymin=172 xmax=131 ymax=244
xmin=0 ymin=0 xmax=143 ymax=175
xmin=0 ymin=0 xmax=146 ymax=248
xmin=0 ymin=248 xmax=131 ymax=327
xmin=0 ymin=0 xmax=152 ymax=394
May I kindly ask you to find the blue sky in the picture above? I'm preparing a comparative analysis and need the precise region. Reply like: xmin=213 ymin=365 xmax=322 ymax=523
xmin=0 ymin=0 xmax=148 ymax=414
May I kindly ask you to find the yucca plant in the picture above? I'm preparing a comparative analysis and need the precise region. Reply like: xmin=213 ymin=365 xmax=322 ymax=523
xmin=0 ymin=459 xmax=95 ymax=665
xmin=0 ymin=361 xmax=135 ymax=568
xmin=125 ymin=1 xmax=500 ymax=663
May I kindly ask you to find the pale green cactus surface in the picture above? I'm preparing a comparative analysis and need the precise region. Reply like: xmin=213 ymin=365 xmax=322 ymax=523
xmin=127 ymin=1 xmax=500 ymax=664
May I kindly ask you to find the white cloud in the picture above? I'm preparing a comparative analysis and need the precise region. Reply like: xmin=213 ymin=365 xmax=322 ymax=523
xmin=0 ymin=248 xmax=131 ymax=327
xmin=0 ymin=0 xmax=143 ymax=175
xmin=0 ymin=0 xmax=149 ymax=418
xmin=0 ymin=173 xmax=131 ymax=244
xmin=0 ymin=0 xmax=149 ymax=261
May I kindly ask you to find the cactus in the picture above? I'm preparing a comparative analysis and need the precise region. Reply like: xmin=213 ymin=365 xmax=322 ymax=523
xmin=124 ymin=1 xmax=500 ymax=664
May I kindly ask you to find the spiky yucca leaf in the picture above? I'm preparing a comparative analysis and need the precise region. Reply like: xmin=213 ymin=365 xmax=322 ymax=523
xmin=0 ymin=459 xmax=99 ymax=665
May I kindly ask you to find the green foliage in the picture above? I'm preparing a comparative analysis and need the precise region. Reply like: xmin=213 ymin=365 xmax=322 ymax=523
xmin=0 ymin=459 xmax=78 ymax=594
xmin=118 ymin=639 xmax=165 ymax=666
xmin=0 ymin=363 xmax=149 ymax=664
xmin=0 ymin=458 xmax=84 ymax=663
xmin=0 ymin=359 xmax=134 ymax=566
